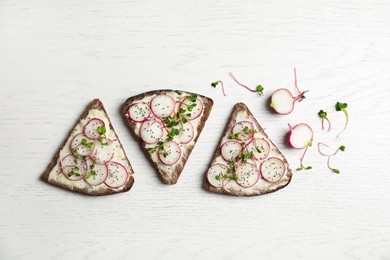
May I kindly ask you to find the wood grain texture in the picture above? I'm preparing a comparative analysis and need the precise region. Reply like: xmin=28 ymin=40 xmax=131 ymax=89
xmin=1 ymin=0 xmax=390 ymax=259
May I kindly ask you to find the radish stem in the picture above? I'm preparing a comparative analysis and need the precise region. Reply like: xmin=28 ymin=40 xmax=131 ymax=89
xmin=318 ymin=142 xmax=346 ymax=173
xmin=228 ymin=72 xmax=264 ymax=94
xmin=336 ymin=102 xmax=349 ymax=139
xmin=297 ymin=146 xmax=312 ymax=171
xmin=211 ymin=80 xmax=227 ymax=96
xmin=318 ymin=110 xmax=331 ymax=132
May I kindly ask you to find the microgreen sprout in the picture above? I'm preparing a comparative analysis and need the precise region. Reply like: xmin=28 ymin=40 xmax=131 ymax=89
xmin=211 ymin=80 xmax=227 ymax=96
xmin=228 ymin=72 xmax=264 ymax=94
xmin=318 ymin=109 xmax=331 ymax=132
xmin=318 ymin=143 xmax=346 ymax=174
xmin=81 ymin=139 xmax=94 ymax=149
xmin=335 ymin=102 xmax=349 ymax=139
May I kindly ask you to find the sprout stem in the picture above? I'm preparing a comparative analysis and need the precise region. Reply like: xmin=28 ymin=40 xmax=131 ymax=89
xmin=229 ymin=72 xmax=264 ymax=94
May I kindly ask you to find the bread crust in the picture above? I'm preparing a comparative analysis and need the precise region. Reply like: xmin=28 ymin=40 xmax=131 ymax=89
xmin=203 ymin=102 xmax=292 ymax=196
xmin=41 ymin=99 xmax=135 ymax=196
xmin=122 ymin=90 xmax=213 ymax=184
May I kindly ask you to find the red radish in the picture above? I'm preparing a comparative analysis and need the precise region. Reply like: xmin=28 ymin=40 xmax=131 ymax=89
xmin=128 ymin=102 xmax=151 ymax=122
xmin=84 ymin=163 xmax=108 ymax=186
xmin=139 ymin=120 xmax=164 ymax=144
xmin=150 ymin=94 xmax=175 ymax=118
xmin=287 ymin=123 xmax=313 ymax=170
xmin=173 ymin=121 xmax=194 ymax=144
xmin=236 ymin=162 xmax=260 ymax=188
xmin=70 ymin=133 xmax=94 ymax=156
xmin=270 ymin=68 xmax=308 ymax=115
xmin=104 ymin=161 xmax=129 ymax=188
xmin=90 ymin=142 xmax=115 ymax=164
xmin=179 ymin=96 xmax=204 ymax=120
xmin=231 ymin=121 xmax=255 ymax=140
xmin=245 ymin=138 xmax=270 ymax=160
xmin=61 ymin=154 xmax=87 ymax=181
xmin=84 ymin=118 xmax=105 ymax=140
xmin=207 ymin=163 xmax=230 ymax=188
xmin=158 ymin=141 xmax=181 ymax=165
xmin=220 ymin=140 xmax=243 ymax=162
xmin=260 ymin=157 xmax=286 ymax=182
xmin=228 ymin=72 xmax=264 ymax=94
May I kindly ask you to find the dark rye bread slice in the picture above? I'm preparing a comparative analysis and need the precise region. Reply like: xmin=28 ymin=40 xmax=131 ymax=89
xmin=122 ymin=90 xmax=213 ymax=184
xmin=41 ymin=99 xmax=134 ymax=196
xmin=203 ymin=103 xmax=292 ymax=196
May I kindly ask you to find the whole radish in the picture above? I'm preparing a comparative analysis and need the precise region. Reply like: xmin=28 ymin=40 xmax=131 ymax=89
xmin=287 ymin=123 xmax=313 ymax=170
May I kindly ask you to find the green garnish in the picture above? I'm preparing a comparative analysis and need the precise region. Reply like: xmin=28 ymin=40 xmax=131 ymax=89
xmin=147 ymin=141 xmax=164 ymax=154
xmin=318 ymin=143 xmax=346 ymax=174
xmin=318 ymin=109 xmax=331 ymax=132
xmin=335 ymin=102 xmax=349 ymax=139
xmin=188 ymin=94 xmax=197 ymax=102
xmin=211 ymin=80 xmax=227 ymax=96
xmin=98 ymin=137 xmax=108 ymax=146
xmin=215 ymin=173 xmax=239 ymax=181
xmin=81 ymin=139 xmax=94 ymax=149
xmin=85 ymin=170 xmax=96 ymax=179
xmin=97 ymin=126 xmax=106 ymax=135
xmin=229 ymin=133 xmax=240 ymax=140
xmin=228 ymin=72 xmax=264 ymax=94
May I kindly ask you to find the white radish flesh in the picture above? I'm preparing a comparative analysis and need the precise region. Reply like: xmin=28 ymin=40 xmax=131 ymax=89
xmin=139 ymin=120 xmax=164 ymax=144
xmin=70 ymin=133 xmax=94 ymax=156
xmin=173 ymin=121 xmax=194 ymax=144
xmin=231 ymin=121 xmax=254 ymax=140
xmin=180 ymin=96 xmax=204 ymax=120
xmin=84 ymin=118 xmax=105 ymax=140
xmin=260 ymin=157 xmax=286 ymax=182
xmin=245 ymin=138 xmax=270 ymax=160
xmin=288 ymin=123 xmax=313 ymax=149
xmin=150 ymin=94 xmax=175 ymax=118
xmin=220 ymin=140 xmax=243 ymax=162
xmin=128 ymin=102 xmax=151 ymax=122
xmin=270 ymin=89 xmax=295 ymax=115
xmin=61 ymin=154 xmax=87 ymax=181
xmin=207 ymin=163 xmax=230 ymax=188
xmin=90 ymin=142 xmax=115 ymax=164
xmin=104 ymin=161 xmax=129 ymax=188
xmin=84 ymin=164 xmax=108 ymax=186
xmin=236 ymin=163 xmax=259 ymax=188
xmin=158 ymin=141 xmax=181 ymax=165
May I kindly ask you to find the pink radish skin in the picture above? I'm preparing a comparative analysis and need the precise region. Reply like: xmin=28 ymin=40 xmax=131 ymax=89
xmin=260 ymin=157 xmax=286 ymax=183
xmin=158 ymin=141 xmax=181 ymax=166
xmin=236 ymin=162 xmax=260 ymax=188
xmin=128 ymin=102 xmax=151 ymax=122
xmin=84 ymin=163 xmax=108 ymax=186
xmin=61 ymin=154 xmax=87 ymax=181
xmin=270 ymin=88 xmax=307 ymax=115
xmin=179 ymin=96 xmax=204 ymax=121
xmin=150 ymin=95 xmax=175 ymax=118
xmin=207 ymin=163 xmax=230 ymax=188
xmin=220 ymin=140 xmax=243 ymax=162
xmin=245 ymin=138 xmax=270 ymax=160
xmin=70 ymin=133 xmax=95 ymax=156
xmin=287 ymin=123 xmax=313 ymax=149
xmin=173 ymin=121 xmax=194 ymax=144
xmin=231 ymin=121 xmax=254 ymax=140
xmin=104 ymin=161 xmax=129 ymax=188
xmin=139 ymin=120 xmax=164 ymax=144
xmin=84 ymin=118 xmax=105 ymax=140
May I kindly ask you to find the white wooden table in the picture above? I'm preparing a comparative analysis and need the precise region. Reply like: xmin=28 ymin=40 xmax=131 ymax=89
xmin=1 ymin=0 xmax=390 ymax=259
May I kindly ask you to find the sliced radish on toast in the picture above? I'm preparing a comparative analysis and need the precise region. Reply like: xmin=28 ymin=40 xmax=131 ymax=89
xmin=158 ymin=141 xmax=181 ymax=165
xmin=236 ymin=163 xmax=259 ymax=188
xmin=84 ymin=164 xmax=108 ymax=186
xmin=104 ymin=161 xmax=129 ymax=188
xmin=179 ymin=96 xmax=204 ymax=120
xmin=139 ymin=120 xmax=164 ymax=144
xmin=128 ymin=102 xmax=151 ymax=122
xmin=61 ymin=154 xmax=87 ymax=181
xmin=220 ymin=140 xmax=242 ymax=162
xmin=173 ymin=121 xmax=194 ymax=144
xmin=231 ymin=121 xmax=254 ymax=140
xmin=245 ymin=138 xmax=270 ymax=160
xmin=150 ymin=94 xmax=175 ymax=118
xmin=260 ymin=157 xmax=286 ymax=182
xmin=90 ymin=142 xmax=115 ymax=164
xmin=84 ymin=118 xmax=105 ymax=140
xmin=70 ymin=133 xmax=95 ymax=156
xmin=207 ymin=163 xmax=230 ymax=188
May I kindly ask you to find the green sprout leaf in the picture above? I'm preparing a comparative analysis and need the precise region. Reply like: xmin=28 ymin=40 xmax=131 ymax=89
xmin=97 ymin=126 xmax=106 ymax=135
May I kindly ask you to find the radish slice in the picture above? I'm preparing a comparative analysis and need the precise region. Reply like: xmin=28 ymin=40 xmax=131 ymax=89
xmin=220 ymin=140 xmax=242 ymax=162
xmin=128 ymin=102 xmax=151 ymax=122
xmin=260 ymin=157 xmax=286 ymax=182
xmin=84 ymin=164 xmax=108 ymax=186
xmin=179 ymin=96 xmax=204 ymax=120
xmin=270 ymin=89 xmax=295 ymax=115
xmin=70 ymin=133 xmax=94 ymax=156
xmin=150 ymin=95 xmax=175 ymax=118
xmin=90 ymin=142 xmax=115 ymax=164
xmin=236 ymin=163 xmax=259 ymax=188
xmin=173 ymin=121 xmax=194 ymax=144
xmin=207 ymin=163 xmax=230 ymax=188
xmin=104 ymin=161 xmax=129 ymax=188
xmin=245 ymin=138 xmax=270 ymax=160
xmin=158 ymin=141 xmax=181 ymax=165
xmin=139 ymin=120 xmax=164 ymax=144
xmin=61 ymin=154 xmax=87 ymax=181
xmin=288 ymin=123 xmax=313 ymax=149
xmin=231 ymin=121 xmax=254 ymax=140
xmin=84 ymin=118 xmax=105 ymax=140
